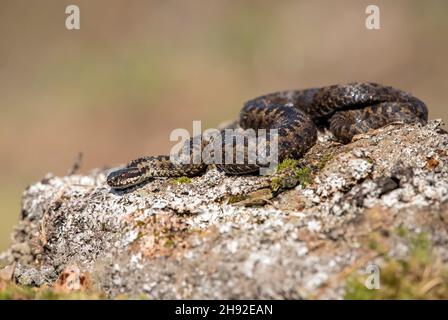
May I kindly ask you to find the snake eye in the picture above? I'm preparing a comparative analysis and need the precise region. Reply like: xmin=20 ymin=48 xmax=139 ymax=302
xmin=106 ymin=167 xmax=145 ymax=189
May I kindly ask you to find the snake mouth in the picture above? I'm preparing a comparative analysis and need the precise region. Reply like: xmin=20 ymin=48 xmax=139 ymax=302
xmin=106 ymin=167 xmax=147 ymax=189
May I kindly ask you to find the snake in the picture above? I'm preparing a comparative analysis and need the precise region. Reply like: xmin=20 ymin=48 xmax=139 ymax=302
xmin=107 ymin=82 xmax=428 ymax=189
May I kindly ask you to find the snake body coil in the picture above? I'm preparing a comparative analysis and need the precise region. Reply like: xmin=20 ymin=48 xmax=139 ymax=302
xmin=107 ymin=82 xmax=428 ymax=189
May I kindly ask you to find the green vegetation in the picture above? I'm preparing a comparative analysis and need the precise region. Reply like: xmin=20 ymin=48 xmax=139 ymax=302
xmin=228 ymin=194 xmax=248 ymax=204
xmin=276 ymin=158 xmax=300 ymax=171
xmin=227 ymin=189 xmax=273 ymax=207
xmin=0 ymin=278 xmax=152 ymax=300
xmin=270 ymin=159 xmax=313 ymax=192
xmin=344 ymin=230 xmax=448 ymax=299
xmin=295 ymin=166 xmax=313 ymax=188
xmin=316 ymin=153 xmax=334 ymax=170
xmin=171 ymin=177 xmax=192 ymax=184
xmin=0 ymin=280 xmax=106 ymax=300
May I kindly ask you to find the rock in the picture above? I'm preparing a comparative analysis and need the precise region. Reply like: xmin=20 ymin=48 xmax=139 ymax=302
xmin=1 ymin=120 xmax=448 ymax=299
xmin=0 ymin=263 xmax=15 ymax=281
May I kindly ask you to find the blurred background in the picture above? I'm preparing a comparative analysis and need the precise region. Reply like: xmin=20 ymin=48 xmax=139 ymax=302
xmin=0 ymin=0 xmax=447 ymax=251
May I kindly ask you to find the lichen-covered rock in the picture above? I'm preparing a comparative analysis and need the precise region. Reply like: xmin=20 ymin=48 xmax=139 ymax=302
xmin=1 ymin=120 xmax=448 ymax=299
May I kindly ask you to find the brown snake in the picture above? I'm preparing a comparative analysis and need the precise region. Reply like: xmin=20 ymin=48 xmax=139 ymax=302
xmin=107 ymin=82 xmax=428 ymax=189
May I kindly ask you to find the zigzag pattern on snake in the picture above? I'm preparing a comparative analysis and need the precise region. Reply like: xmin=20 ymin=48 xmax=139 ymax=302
xmin=107 ymin=82 xmax=428 ymax=189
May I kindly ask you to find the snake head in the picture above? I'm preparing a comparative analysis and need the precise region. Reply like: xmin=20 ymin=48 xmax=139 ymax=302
xmin=106 ymin=166 xmax=148 ymax=189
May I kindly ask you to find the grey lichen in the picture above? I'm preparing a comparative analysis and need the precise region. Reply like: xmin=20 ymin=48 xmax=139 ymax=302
xmin=1 ymin=120 xmax=448 ymax=299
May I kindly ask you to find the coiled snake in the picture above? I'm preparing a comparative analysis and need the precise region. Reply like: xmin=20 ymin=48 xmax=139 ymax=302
xmin=107 ymin=82 xmax=428 ymax=189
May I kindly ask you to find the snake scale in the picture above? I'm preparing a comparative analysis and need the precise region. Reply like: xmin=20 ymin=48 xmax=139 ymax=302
xmin=107 ymin=82 xmax=428 ymax=189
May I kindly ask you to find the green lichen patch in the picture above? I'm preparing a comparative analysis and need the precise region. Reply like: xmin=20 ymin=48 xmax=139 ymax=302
xmin=228 ymin=194 xmax=248 ymax=204
xmin=366 ymin=156 xmax=375 ymax=164
xmin=270 ymin=159 xmax=313 ymax=193
xmin=228 ymin=189 xmax=273 ymax=207
xmin=171 ymin=176 xmax=192 ymax=184
xmin=295 ymin=166 xmax=313 ymax=187
xmin=277 ymin=158 xmax=300 ymax=171
xmin=394 ymin=225 xmax=408 ymax=238
xmin=316 ymin=153 xmax=334 ymax=171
